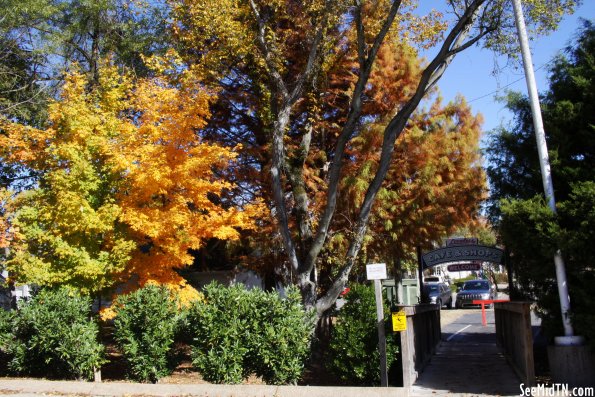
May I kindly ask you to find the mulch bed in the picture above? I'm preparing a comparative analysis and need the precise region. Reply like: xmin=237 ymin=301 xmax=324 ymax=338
xmin=99 ymin=336 xmax=340 ymax=385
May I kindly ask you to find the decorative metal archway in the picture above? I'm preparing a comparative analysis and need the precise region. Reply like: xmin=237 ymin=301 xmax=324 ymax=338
xmin=421 ymin=245 xmax=505 ymax=269
xmin=417 ymin=244 xmax=507 ymax=303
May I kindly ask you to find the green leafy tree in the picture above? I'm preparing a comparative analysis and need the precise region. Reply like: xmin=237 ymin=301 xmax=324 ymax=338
xmin=487 ymin=21 xmax=595 ymax=344
xmin=1 ymin=0 xmax=170 ymax=203
xmin=1 ymin=70 xmax=136 ymax=296
xmin=486 ymin=20 xmax=595 ymax=221
xmin=1 ymin=0 xmax=170 ymax=82
xmin=500 ymin=185 xmax=595 ymax=345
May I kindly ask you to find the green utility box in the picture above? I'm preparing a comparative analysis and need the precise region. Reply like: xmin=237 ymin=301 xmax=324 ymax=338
xmin=402 ymin=278 xmax=419 ymax=305
xmin=382 ymin=278 xmax=419 ymax=306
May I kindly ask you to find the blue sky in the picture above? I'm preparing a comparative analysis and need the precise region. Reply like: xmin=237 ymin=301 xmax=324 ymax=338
xmin=432 ymin=2 xmax=594 ymax=134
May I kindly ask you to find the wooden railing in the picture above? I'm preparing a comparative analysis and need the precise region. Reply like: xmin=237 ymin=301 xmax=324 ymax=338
xmin=494 ymin=301 xmax=535 ymax=386
xmin=396 ymin=304 xmax=441 ymax=386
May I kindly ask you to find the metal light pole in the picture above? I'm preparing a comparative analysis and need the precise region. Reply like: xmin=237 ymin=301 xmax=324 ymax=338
xmin=511 ymin=0 xmax=582 ymax=345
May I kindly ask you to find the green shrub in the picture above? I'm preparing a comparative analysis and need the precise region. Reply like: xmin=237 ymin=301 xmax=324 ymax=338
xmin=113 ymin=284 xmax=179 ymax=383
xmin=187 ymin=283 xmax=247 ymax=384
xmin=3 ymin=287 xmax=104 ymax=380
xmin=245 ymin=286 xmax=314 ymax=384
xmin=327 ymin=283 xmax=399 ymax=385
xmin=0 ymin=308 xmax=13 ymax=351
xmin=188 ymin=282 xmax=313 ymax=385
xmin=491 ymin=272 xmax=507 ymax=284
xmin=0 ymin=308 xmax=14 ymax=375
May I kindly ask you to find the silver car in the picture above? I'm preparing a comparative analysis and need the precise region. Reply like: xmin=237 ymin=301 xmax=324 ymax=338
xmin=422 ymin=282 xmax=453 ymax=309
xmin=455 ymin=279 xmax=495 ymax=308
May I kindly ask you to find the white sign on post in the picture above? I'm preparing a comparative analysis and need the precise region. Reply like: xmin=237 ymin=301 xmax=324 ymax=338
xmin=366 ymin=263 xmax=389 ymax=387
xmin=366 ymin=263 xmax=387 ymax=280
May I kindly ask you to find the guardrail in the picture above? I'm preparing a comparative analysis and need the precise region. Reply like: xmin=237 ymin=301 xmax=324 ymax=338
xmin=494 ymin=301 xmax=535 ymax=386
xmin=396 ymin=303 xmax=441 ymax=387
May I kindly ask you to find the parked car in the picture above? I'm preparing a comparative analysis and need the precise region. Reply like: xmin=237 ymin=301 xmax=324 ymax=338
xmin=455 ymin=279 xmax=496 ymax=309
xmin=422 ymin=282 xmax=453 ymax=309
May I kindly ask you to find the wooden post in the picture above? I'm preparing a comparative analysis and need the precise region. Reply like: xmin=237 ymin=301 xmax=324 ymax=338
xmin=374 ymin=279 xmax=388 ymax=387
xmin=505 ymin=249 xmax=515 ymax=300
xmin=521 ymin=303 xmax=536 ymax=385
xmin=398 ymin=308 xmax=412 ymax=387
xmin=417 ymin=246 xmax=424 ymax=303
xmin=94 ymin=367 xmax=102 ymax=382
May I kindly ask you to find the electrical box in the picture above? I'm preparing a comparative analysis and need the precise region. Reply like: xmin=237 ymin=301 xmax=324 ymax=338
xmin=402 ymin=278 xmax=419 ymax=305
xmin=382 ymin=278 xmax=419 ymax=306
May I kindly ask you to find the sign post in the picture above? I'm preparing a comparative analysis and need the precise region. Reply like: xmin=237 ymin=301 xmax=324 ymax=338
xmin=366 ymin=263 xmax=388 ymax=387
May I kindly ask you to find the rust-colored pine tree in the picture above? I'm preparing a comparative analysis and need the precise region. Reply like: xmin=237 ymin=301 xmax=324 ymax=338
xmin=171 ymin=0 xmax=575 ymax=318
xmin=337 ymin=97 xmax=486 ymax=273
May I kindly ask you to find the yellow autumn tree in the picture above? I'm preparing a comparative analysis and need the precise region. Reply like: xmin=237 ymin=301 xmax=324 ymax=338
xmin=0 ymin=69 xmax=136 ymax=295
xmin=0 ymin=188 xmax=12 ymax=250
xmin=0 ymin=62 xmax=262 ymax=300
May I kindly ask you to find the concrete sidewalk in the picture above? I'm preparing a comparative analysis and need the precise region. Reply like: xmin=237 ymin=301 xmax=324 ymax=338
xmin=0 ymin=379 xmax=409 ymax=397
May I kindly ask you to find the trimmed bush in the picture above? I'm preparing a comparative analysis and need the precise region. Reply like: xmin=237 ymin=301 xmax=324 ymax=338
xmin=327 ymin=283 xmax=399 ymax=385
xmin=245 ymin=286 xmax=314 ymax=384
xmin=0 ymin=308 xmax=14 ymax=375
xmin=0 ymin=308 xmax=13 ymax=351
xmin=113 ymin=284 xmax=179 ymax=383
xmin=2 ymin=287 xmax=104 ymax=380
xmin=188 ymin=282 xmax=313 ymax=384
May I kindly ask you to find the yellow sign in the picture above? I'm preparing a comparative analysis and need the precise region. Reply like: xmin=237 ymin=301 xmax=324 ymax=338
xmin=392 ymin=310 xmax=407 ymax=332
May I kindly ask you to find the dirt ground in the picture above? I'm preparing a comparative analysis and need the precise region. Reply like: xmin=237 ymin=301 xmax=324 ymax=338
xmin=99 ymin=341 xmax=335 ymax=385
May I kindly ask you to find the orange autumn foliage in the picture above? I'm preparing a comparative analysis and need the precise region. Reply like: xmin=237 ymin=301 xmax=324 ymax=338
xmin=1 ymin=63 xmax=263 ymax=303
xmin=113 ymin=66 xmax=264 ymax=302
xmin=338 ymin=96 xmax=486 ymax=267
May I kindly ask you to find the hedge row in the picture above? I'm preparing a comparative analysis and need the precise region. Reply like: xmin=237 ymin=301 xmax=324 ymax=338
xmin=0 ymin=283 xmax=314 ymax=384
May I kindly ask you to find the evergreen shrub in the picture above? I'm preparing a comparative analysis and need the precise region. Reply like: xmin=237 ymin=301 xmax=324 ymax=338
xmin=113 ymin=284 xmax=179 ymax=383
xmin=1 ymin=287 xmax=104 ymax=380
xmin=187 ymin=282 xmax=313 ymax=384
xmin=327 ymin=283 xmax=399 ymax=385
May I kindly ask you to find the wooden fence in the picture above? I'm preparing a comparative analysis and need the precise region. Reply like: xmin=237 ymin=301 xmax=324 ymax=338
xmin=396 ymin=303 xmax=441 ymax=386
xmin=494 ymin=301 xmax=535 ymax=385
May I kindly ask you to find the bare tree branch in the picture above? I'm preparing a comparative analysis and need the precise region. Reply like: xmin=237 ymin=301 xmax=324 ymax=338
xmin=249 ymin=0 xmax=338 ymax=280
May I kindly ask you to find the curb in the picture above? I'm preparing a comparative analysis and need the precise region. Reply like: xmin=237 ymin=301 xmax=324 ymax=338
xmin=0 ymin=380 xmax=409 ymax=397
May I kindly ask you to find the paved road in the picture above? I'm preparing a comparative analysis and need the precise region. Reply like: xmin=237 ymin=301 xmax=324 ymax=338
xmin=410 ymin=308 xmax=522 ymax=397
